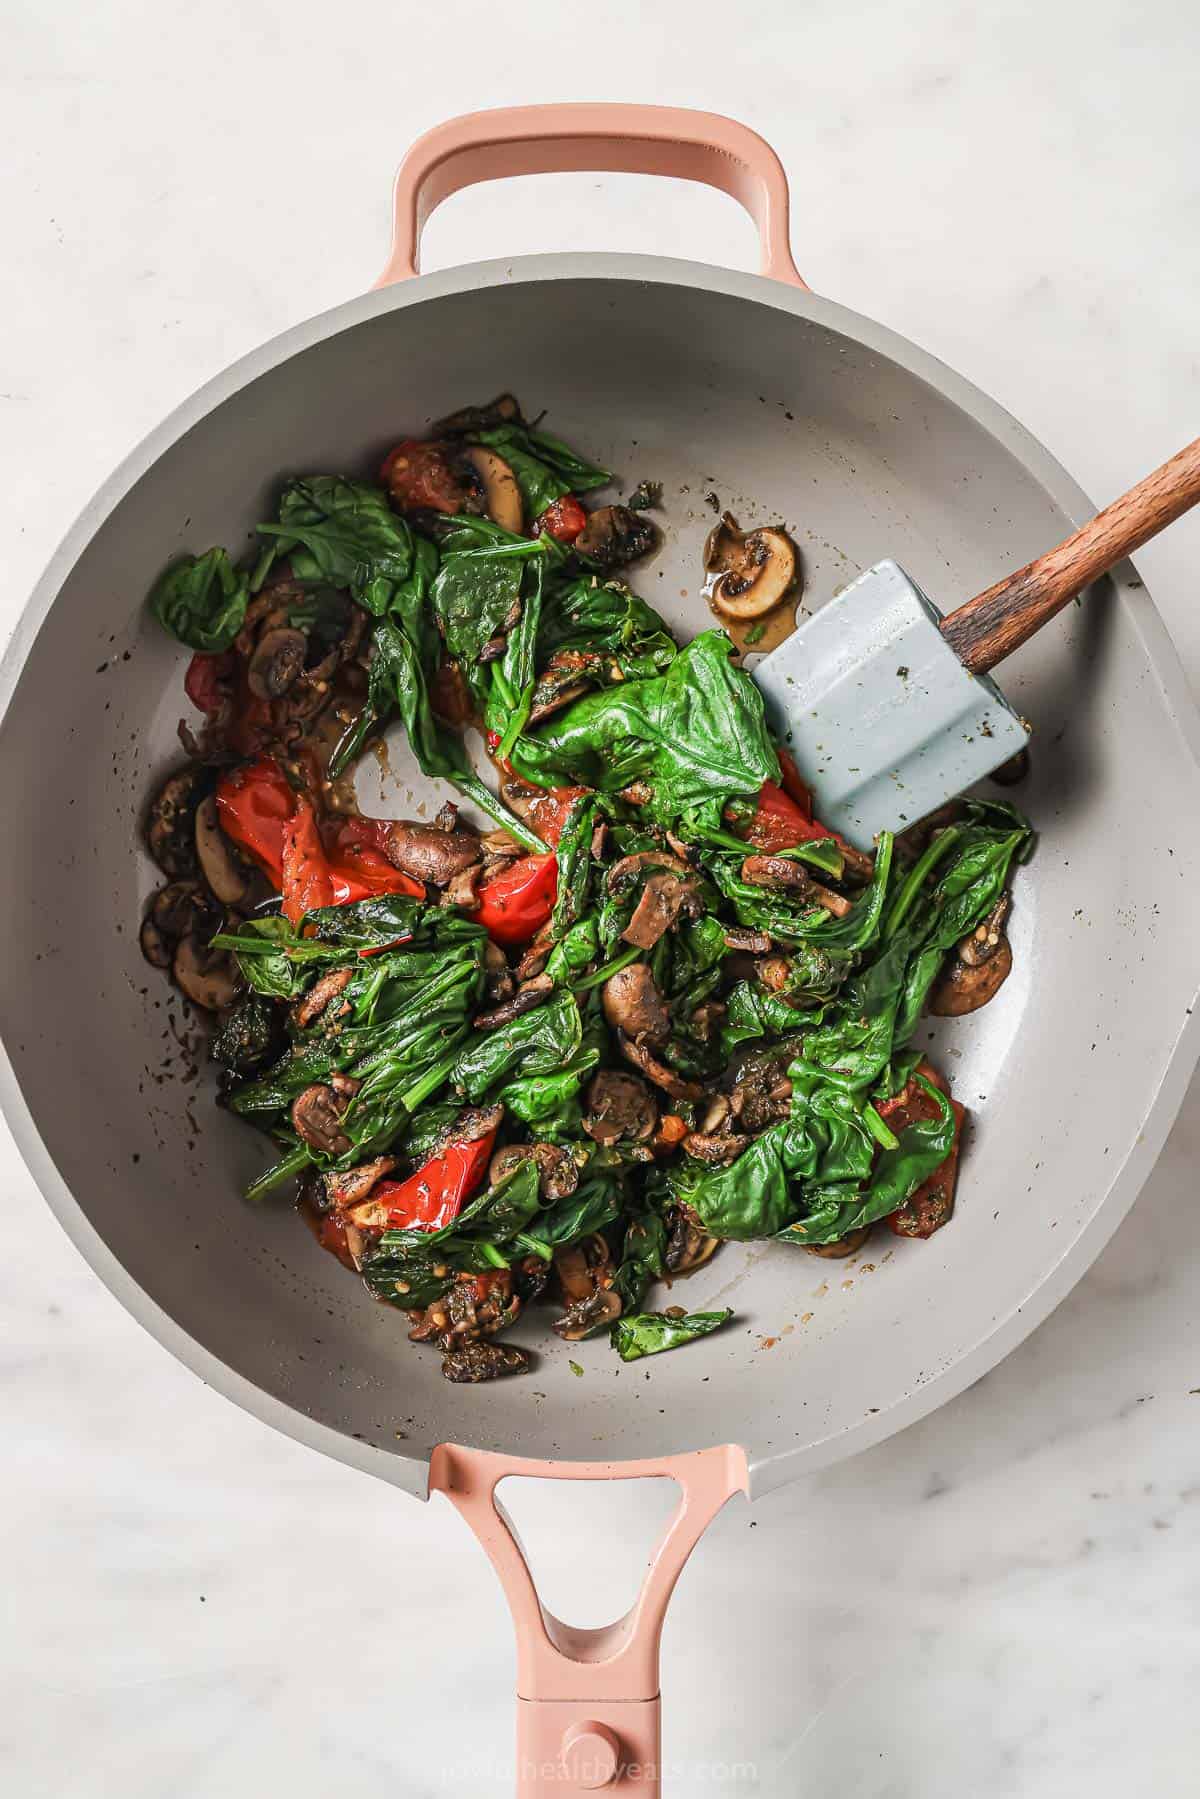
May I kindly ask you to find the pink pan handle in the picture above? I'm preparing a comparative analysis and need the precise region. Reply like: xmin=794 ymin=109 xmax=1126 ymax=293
xmin=430 ymin=1442 xmax=749 ymax=1795
xmin=376 ymin=103 xmax=806 ymax=289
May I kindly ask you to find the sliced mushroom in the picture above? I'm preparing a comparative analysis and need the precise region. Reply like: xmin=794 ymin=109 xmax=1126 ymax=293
xmin=703 ymin=513 xmax=797 ymax=621
xmin=443 ymin=864 xmax=483 ymax=912
xmin=440 ymin=1270 xmax=520 ymax=1344
xmin=324 ymin=1155 xmax=398 ymax=1209
xmin=723 ymin=925 xmax=773 ymax=955
xmin=483 ymin=938 xmax=516 ymax=1004
xmin=728 ymin=1045 xmax=796 ymax=1132
xmin=553 ymin=1287 xmax=622 ymax=1341
xmin=554 ymin=1234 xmax=611 ymax=1303
xmin=582 ymin=1070 xmax=657 ymax=1145
xmin=292 ymin=966 xmax=354 ymax=1030
xmin=140 ymin=880 xmax=218 ymax=969
xmin=664 ymin=1210 xmax=721 ymax=1276
xmin=574 ymin=504 xmax=658 ymax=568
xmin=146 ymin=768 xmax=208 ymax=879
xmin=194 ymin=794 xmax=249 ymax=905
xmin=622 ymin=871 xmax=701 ymax=950
xmin=929 ymin=934 xmax=1013 ymax=1016
xmin=607 ymin=850 xmax=693 ymax=893
xmin=618 ymin=1032 xmax=704 ymax=1104
xmin=528 ymin=652 xmax=594 ymax=725
xmin=515 ymin=922 xmax=556 ymax=982
xmin=929 ymin=895 xmax=1014 ymax=1016
xmin=172 ymin=933 xmax=241 ymax=1011
xmin=681 ymin=1130 xmax=749 ymax=1166
xmin=458 ymin=445 xmax=524 ymax=533
xmin=489 ymin=1141 xmax=580 ymax=1201
xmin=741 ymin=854 xmax=811 ymax=895
xmin=291 ymin=1083 xmax=352 ymax=1155
xmin=382 ymin=820 xmax=480 ymax=886
xmin=441 ymin=1341 xmax=529 ymax=1382
xmin=601 ymin=961 xmax=670 ymax=1043
xmin=247 ymin=626 xmax=307 ymax=700
xmin=802 ymin=1225 xmax=873 ymax=1259
xmin=473 ymin=973 xmax=554 ymax=1031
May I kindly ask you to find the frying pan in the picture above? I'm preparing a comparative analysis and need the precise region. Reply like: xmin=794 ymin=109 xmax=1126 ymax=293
xmin=3 ymin=105 xmax=1199 ymax=1793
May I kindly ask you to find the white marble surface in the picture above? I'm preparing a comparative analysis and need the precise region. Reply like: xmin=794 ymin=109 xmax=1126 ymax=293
xmin=3 ymin=1 xmax=1200 ymax=1792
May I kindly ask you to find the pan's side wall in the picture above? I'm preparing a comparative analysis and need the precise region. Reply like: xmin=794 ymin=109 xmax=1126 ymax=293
xmin=2 ymin=270 xmax=1197 ymax=1484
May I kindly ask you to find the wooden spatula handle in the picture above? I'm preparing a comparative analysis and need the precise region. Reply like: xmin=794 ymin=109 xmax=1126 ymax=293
xmin=940 ymin=435 xmax=1200 ymax=675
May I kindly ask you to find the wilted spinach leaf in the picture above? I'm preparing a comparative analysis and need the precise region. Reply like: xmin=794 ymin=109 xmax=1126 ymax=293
xmin=611 ymin=1308 xmax=732 ymax=1361
xmin=149 ymin=547 xmax=248 ymax=652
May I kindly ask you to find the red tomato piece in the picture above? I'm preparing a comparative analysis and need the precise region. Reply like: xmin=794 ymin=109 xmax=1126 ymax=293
xmin=184 ymin=650 xmax=235 ymax=716
xmin=323 ymin=817 xmax=424 ymax=900
xmin=215 ymin=756 xmax=296 ymax=885
xmin=536 ymin=495 xmax=587 ymax=543
xmin=775 ymin=748 xmax=814 ymax=818
xmin=518 ymin=784 xmax=589 ymax=849
xmin=281 ymin=796 xmax=335 ymax=924
xmin=380 ymin=439 xmax=469 ymax=514
xmin=365 ymin=1130 xmax=498 ymax=1232
xmin=475 ymin=853 xmax=558 ymax=945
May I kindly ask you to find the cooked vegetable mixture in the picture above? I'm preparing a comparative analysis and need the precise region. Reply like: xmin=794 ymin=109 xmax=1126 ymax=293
xmin=141 ymin=396 xmax=1032 ymax=1381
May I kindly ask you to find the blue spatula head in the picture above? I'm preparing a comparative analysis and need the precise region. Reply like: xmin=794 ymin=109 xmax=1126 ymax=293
xmin=753 ymin=560 xmax=1029 ymax=851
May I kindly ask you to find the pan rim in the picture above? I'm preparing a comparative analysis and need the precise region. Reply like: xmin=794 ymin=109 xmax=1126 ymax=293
xmin=3 ymin=251 xmax=1198 ymax=1499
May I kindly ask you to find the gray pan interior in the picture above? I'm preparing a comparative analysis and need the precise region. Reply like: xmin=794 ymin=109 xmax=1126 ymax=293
xmin=2 ymin=258 xmax=1198 ymax=1501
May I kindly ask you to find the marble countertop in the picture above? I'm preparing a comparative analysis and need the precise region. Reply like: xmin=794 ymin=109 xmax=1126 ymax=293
xmin=3 ymin=2 xmax=1199 ymax=1792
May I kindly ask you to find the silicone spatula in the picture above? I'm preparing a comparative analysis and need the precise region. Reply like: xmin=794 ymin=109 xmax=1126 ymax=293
xmin=752 ymin=436 xmax=1200 ymax=849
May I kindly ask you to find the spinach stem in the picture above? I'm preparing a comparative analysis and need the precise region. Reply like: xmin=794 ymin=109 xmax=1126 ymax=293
xmin=572 ymin=944 xmax=641 ymax=993
xmin=884 ymin=826 xmax=963 ymax=940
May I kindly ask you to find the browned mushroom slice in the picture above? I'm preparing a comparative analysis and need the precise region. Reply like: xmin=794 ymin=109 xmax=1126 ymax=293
xmin=703 ymin=513 xmax=797 ymax=621
xmin=740 ymin=854 xmax=811 ymax=895
xmin=723 ymin=925 xmax=773 ymax=954
xmin=382 ymin=820 xmax=480 ymax=886
xmin=457 ymin=445 xmax=524 ymax=533
xmin=618 ymin=1032 xmax=704 ymax=1104
xmin=515 ymin=922 xmax=556 ymax=982
xmin=606 ymin=850 xmax=692 ymax=892
xmin=802 ymin=1225 xmax=873 ymax=1259
xmin=728 ymin=1045 xmax=796 ymax=1132
xmin=291 ymin=1083 xmax=352 ymax=1155
xmin=664 ymin=1210 xmax=721 ymax=1276
xmin=489 ymin=1141 xmax=580 ymax=1201
xmin=247 ymin=626 xmax=307 ymax=700
xmin=681 ymin=1131 xmax=750 ymax=1166
xmin=551 ymin=1235 xmax=620 ymax=1340
xmin=443 ymin=864 xmax=483 ymax=912
xmin=172 ymin=933 xmax=241 ymax=1011
xmin=194 ymin=794 xmax=249 ymax=905
xmin=440 ymin=1341 xmax=529 ymax=1382
xmin=473 ymin=973 xmax=554 ymax=1031
xmin=601 ymin=961 xmax=670 ymax=1043
xmin=574 ymin=504 xmax=658 ymax=568
xmin=553 ymin=1287 xmax=622 ymax=1341
xmin=582 ymin=1071 xmax=657 ymax=1145
xmin=929 ymin=894 xmax=1014 ymax=1016
xmin=146 ymin=768 xmax=208 ymax=879
xmin=140 ymin=880 xmax=216 ymax=970
xmin=528 ymin=654 xmax=592 ymax=726
xmin=324 ymin=1156 xmax=398 ymax=1209
xmin=622 ymin=871 xmax=700 ymax=950
xmin=292 ymin=966 xmax=354 ymax=1030
xmin=483 ymin=937 xmax=516 ymax=1005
